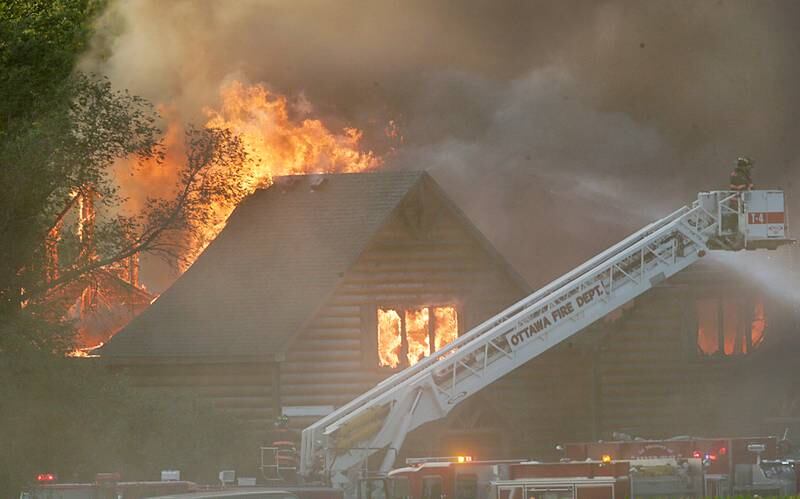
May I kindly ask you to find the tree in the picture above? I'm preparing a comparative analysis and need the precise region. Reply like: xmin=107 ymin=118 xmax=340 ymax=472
xmin=0 ymin=71 xmax=251 ymax=350
xmin=0 ymin=1 xmax=256 ymax=494
xmin=0 ymin=0 xmax=250 ymax=483
xmin=1 ymin=0 xmax=252 ymax=346
xmin=0 ymin=0 xmax=106 ymax=132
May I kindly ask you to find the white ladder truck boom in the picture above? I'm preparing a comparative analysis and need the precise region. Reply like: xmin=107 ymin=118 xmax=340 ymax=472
xmin=300 ymin=190 xmax=792 ymax=490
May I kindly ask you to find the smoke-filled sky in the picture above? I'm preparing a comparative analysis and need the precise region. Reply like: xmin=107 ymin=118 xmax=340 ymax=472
xmin=83 ymin=0 xmax=800 ymax=289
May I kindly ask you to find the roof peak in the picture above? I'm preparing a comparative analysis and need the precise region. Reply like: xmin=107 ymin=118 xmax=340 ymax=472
xmin=273 ymin=169 xmax=424 ymax=178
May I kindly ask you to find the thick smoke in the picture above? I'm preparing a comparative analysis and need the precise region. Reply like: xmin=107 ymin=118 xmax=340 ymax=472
xmin=83 ymin=0 xmax=800 ymax=289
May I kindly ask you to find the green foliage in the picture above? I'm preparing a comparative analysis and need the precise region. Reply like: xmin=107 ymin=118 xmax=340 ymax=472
xmin=0 ymin=2 xmax=256 ymax=495
xmin=0 ymin=353 xmax=249 ymax=496
xmin=0 ymin=0 xmax=160 ymax=324
xmin=0 ymin=0 xmax=106 ymax=130
xmin=0 ymin=73 xmax=163 ymax=319
xmin=0 ymin=1 xmax=251 ymax=340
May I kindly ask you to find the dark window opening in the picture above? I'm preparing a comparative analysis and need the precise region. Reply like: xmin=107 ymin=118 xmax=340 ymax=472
xmin=696 ymin=297 xmax=766 ymax=357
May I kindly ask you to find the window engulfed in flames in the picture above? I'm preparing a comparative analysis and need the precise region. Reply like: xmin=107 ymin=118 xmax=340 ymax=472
xmin=377 ymin=309 xmax=403 ymax=368
xmin=433 ymin=307 xmax=458 ymax=351
xmin=377 ymin=306 xmax=458 ymax=368
xmin=696 ymin=297 xmax=766 ymax=356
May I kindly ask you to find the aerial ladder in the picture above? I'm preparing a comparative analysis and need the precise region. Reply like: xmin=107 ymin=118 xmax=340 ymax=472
xmin=300 ymin=189 xmax=792 ymax=490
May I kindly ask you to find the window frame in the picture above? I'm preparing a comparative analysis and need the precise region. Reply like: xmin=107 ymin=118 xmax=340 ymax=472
xmin=374 ymin=303 xmax=461 ymax=370
xmin=691 ymin=291 xmax=767 ymax=360
xmin=389 ymin=476 xmax=411 ymax=499
xmin=421 ymin=476 xmax=444 ymax=499
xmin=455 ymin=473 xmax=478 ymax=499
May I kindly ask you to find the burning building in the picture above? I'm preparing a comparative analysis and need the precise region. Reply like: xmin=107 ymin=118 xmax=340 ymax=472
xmin=99 ymin=171 xmax=800 ymax=463
xmin=99 ymin=171 xmax=528 ymax=440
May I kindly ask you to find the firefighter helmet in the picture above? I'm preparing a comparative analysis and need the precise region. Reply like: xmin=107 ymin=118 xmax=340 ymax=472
xmin=737 ymin=156 xmax=754 ymax=169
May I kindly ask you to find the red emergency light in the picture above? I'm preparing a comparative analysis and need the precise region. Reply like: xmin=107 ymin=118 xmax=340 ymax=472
xmin=36 ymin=473 xmax=56 ymax=484
xmin=692 ymin=450 xmax=701 ymax=459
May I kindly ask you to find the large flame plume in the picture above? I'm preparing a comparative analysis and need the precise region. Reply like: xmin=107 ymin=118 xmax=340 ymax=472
xmin=118 ymin=81 xmax=383 ymax=270
xmin=59 ymin=81 xmax=386 ymax=355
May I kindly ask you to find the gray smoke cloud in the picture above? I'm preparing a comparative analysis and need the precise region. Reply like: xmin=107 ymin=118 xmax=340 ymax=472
xmin=83 ymin=0 xmax=800 ymax=289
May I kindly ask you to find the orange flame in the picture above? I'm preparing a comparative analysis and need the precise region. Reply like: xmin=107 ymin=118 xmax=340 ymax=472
xmin=751 ymin=300 xmax=766 ymax=348
xmin=377 ymin=306 xmax=458 ymax=368
xmin=378 ymin=308 xmax=402 ymax=368
xmin=119 ymin=81 xmax=382 ymax=269
xmin=55 ymin=81 xmax=384 ymax=352
xmin=696 ymin=297 xmax=767 ymax=356
xmin=67 ymin=342 xmax=104 ymax=358
xmin=179 ymin=81 xmax=382 ymax=262
xmin=405 ymin=308 xmax=430 ymax=366
xmin=206 ymin=81 xmax=380 ymax=185
xmin=433 ymin=307 xmax=458 ymax=351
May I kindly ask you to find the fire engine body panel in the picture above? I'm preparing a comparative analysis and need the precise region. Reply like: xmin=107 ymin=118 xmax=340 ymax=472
xmin=741 ymin=190 xmax=788 ymax=243
xmin=300 ymin=190 xmax=792 ymax=489
xmin=380 ymin=460 xmax=521 ymax=499
xmin=494 ymin=462 xmax=631 ymax=499
xmin=565 ymin=436 xmax=797 ymax=496
xmin=368 ymin=460 xmax=633 ymax=499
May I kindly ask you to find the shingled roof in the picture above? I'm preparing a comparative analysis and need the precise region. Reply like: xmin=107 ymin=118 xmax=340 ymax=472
xmin=100 ymin=170 xmax=527 ymax=361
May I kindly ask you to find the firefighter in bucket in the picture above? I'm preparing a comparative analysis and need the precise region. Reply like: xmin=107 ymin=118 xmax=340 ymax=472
xmin=721 ymin=156 xmax=755 ymax=234
xmin=730 ymin=156 xmax=755 ymax=192
xmin=263 ymin=415 xmax=300 ymax=483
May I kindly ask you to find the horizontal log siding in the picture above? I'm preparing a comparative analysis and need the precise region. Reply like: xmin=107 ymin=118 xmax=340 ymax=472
xmin=594 ymin=283 xmax=768 ymax=439
xmin=487 ymin=344 xmax=597 ymax=459
xmin=283 ymin=196 xmax=524 ymax=428
xmin=119 ymin=363 xmax=275 ymax=436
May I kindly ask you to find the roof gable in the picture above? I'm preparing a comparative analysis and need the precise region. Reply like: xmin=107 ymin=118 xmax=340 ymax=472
xmin=100 ymin=170 xmax=528 ymax=361
xmin=101 ymin=171 xmax=424 ymax=360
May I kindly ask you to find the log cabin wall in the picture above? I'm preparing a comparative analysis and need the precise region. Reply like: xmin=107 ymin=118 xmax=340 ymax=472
xmin=590 ymin=262 xmax=794 ymax=442
xmin=107 ymin=256 xmax=795 ymax=464
xmin=284 ymin=231 xmax=793 ymax=461
xmin=399 ymin=260 xmax=794 ymax=462
xmin=101 ymin=169 xmax=798 ymax=465
xmin=115 ymin=362 xmax=276 ymax=439
xmin=281 ymin=181 xmax=527 ymax=432
xmin=100 ymin=173 xmax=530 ymax=455
xmin=407 ymin=342 xmax=598 ymax=461
xmin=593 ymin=285 xmax=699 ymax=438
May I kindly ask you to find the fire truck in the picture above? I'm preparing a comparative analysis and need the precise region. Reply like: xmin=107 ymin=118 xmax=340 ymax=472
xmin=298 ymin=189 xmax=793 ymax=495
xmin=20 ymin=473 xmax=344 ymax=499
xmin=19 ymin=472 xmax=196 ymax=499
xmin=492 ymin=461 xmax=632 ymax=499
xmin=357 ymin=456 xmax=691 ymax=499
xmin=358 ymin=458 xmax=632 ymax=499
xmin=358 ymin=441 xmax=798 ymax=499
xmin=564 ymin=435 xmax=799 ymax=496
